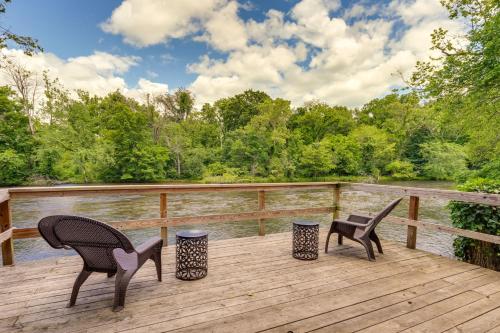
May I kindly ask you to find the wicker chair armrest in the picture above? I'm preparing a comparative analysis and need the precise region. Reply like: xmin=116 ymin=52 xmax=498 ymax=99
xmin=347 ymin=214 xmax=372 ymax=224
xmin=113 ymin=248 xmax=138 ymax=271
xmin=334 ymin=219 xmax=368 ymax=228
xmin=135 ymin=236 xmax=163 ymax=255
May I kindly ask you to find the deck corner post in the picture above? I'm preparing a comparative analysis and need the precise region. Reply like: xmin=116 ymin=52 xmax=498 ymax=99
xmin=333 ymin=183 xmax=341 ymax=219
xmin=407 ymin=195 xmax=419 ymax=249
xmin=1 ymin=195 xmax=14 ymax=266
xmin=258 ymin=190 xmax=266 ymax=236
xmin=160 ymin=193 xmax=168 ymax=247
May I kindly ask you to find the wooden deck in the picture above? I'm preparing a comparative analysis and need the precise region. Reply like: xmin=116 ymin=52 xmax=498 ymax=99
xmin=1 ymin=230 xmax=499 ymax=333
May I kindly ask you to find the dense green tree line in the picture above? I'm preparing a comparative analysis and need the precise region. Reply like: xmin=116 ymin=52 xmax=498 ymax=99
xmin=0 ymin=0 xmax=498 ymax=186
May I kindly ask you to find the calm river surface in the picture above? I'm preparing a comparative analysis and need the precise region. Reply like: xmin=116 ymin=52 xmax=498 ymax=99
xmin=8 ymin=180 xmax=457 ymax=262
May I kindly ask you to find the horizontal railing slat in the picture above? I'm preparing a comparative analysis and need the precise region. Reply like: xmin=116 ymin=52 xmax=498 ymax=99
xmin=8 ymin=182 xmax=337 ymax=198
xmin=0 ymin=227 xmax=14 ymax=243
xmin=341 ymin=183 xmax=500 ymax=205
xmin=12 ymin=207 xmax=334 ymax=239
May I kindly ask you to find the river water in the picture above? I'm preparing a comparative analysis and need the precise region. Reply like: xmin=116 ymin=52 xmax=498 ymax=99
xmin=7 ymin=181 xmax=457 ymax=263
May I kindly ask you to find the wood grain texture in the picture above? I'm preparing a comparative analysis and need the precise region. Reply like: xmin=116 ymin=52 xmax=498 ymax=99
xmin=0 ymin=199 xmax=14 ymax=265
xmin=1 ymin=230 xmax=493 ymax=333
xmin=341 ymin=182 xmax=500 ymax=205
xmin=407 ymin=196 xmax=419 ymax=249
xmin=8 ymin=182 xmax=337 ymax=198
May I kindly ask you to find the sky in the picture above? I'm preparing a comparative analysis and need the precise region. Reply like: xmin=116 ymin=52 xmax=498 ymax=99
xmin=0 ymin=0 xmax=463 ymax=108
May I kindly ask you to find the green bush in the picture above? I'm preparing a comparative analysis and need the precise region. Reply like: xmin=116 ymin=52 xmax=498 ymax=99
xmin=420 ymin=141 xmax=467 ymax=180
xmin=385 ymin=160 xmax=416 ymax=180
xmin=449 ymin=178 xmax=499 ymax=270
xmin=0 ymin=149 xmax=29 ymax=185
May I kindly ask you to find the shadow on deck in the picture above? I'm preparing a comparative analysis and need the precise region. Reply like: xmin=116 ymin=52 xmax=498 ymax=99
xmin=0 ymin=230 xmax=499 ymax=333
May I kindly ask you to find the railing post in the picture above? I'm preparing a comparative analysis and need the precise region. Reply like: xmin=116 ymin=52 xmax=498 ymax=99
xmin=258 ymin=190 xmax=265 ymax=236
xmin=333 ymin=184 xmax=341 ymax=219
xmin=1 ymin=196 xmax=14 ymax=266
xmin=407 ymin=196 xmax=419 ymax=249
xmin=160 ymin=193 xmax=168 ymax=247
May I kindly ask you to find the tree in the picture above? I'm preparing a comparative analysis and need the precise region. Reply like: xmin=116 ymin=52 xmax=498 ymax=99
xmin=410 ymin=0 xmax=499 ymax=170
xmin=290 ymin=102 xmax=355 ymax=144
xmin=155 ymin=88 xmax=194 ymax=122
xmin=215 ymin=90 xmax=270 ymax=133
xmin=100 ymin=92 xmax=169 ymax=182
xmin=0 ymin=1 xmax=42 ymax=55
xmin=420 ymin=141 xmax=468 ymax=180
xmin=1 ymin=57 xmax=41 ymax=134
xmin=349 ymin=125 xmax=396 ymax=175
xmin=298 ymin=141 xmax=333 ymax=177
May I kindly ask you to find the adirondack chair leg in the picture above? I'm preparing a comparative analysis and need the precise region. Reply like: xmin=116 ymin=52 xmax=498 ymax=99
xmin=107 ymin=271 xmax=116 ymax=278
xmin=113 ymin=268 xmax=135 ymax=312
xmin=370 ymin=232 xmax=383 ymax=254
xmin=68 ymin=269 xmax=92 ymax=307
xmin=361 ymin=239 xmax=376 ymax=261
xmin=151 ymin=250 xmax=162 ymax=282
xmin=338 ymin=234 xmax=343 ymax=245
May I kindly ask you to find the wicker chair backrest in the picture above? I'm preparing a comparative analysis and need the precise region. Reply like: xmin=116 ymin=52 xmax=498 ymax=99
xmin=38 ymin=215 xmax=134 ymax=271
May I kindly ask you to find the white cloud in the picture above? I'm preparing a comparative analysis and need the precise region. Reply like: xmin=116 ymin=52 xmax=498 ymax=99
xmin=101 ymin=0 xmax=228 ymax=47
xmin=0 ymin=49 xmax=168 ymax=102
xmin=125 ymin=78 xmax=169 ymax=102
xmin=198 ymin=1 xmax=247 ymax=51
xmin=185 ymin=0 xmax=466 ymax=107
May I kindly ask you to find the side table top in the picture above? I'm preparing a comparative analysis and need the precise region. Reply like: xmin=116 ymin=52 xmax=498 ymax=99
xmin=293 ymin=220 xmax=320 ymax=226
xmin=176 ymin=230 xmax=208 ymax=238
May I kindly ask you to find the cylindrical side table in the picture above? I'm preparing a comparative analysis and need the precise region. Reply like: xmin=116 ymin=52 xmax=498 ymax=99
xmin=176 ymin=230 xmax=208 ymax=280
xmin=292 ymin=221 xmax=319 ymax=260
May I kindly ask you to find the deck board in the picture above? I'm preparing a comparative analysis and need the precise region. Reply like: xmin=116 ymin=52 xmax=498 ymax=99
xmin=0 ymin=230 xmax=498 ymax=333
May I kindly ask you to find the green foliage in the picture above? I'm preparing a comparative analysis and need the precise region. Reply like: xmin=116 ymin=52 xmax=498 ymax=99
xmin=0 ymin=149 xmax=28 ymax=185
xmin=385 ymin=160 xmax=416 ymax=180
xmin=215 ymin=90 xmax=270 ymax=133
xmin=290 ymin=102 xmax=354 ymax=144
xmin=449 ymin=178 xmax=499 ymax=270
xmin=349 ymin=125 xmax=395 ymax=176
xmin=420 ymin=141 xmax=467 ymax=180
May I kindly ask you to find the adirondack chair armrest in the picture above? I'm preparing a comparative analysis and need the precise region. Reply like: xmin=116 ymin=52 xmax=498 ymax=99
xmin=347 ymin=214 xmax=372 ymax=224
xmin=135 ymin=236 xmax=163 ymax=255
xmin=333 ymin=219 xmax=369 ymax=228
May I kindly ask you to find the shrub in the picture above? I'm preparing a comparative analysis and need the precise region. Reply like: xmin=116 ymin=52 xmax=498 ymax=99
xmin=385 ymin=160 xmax=416 ymax=180
xmin=0 ymin=149 xmax=29 ymax=185
xmin=448 ymin=178 xmax=499 ymax=270
xmin=420 ymin=141 xmax=467 ymax=180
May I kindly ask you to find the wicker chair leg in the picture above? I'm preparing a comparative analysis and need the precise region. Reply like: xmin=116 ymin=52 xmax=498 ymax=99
xmin=338 ymin=234 xmax=343 ymax=245
xmin=151 ymin=250 xmax=162 ymax=282
xmin=325 ymin=230 xmax=333 ymax=253
xmin=68 ymin=269 xmax=92 ymax=307
xmin=113 ymin=269 xmax=135 ymax=312
xmin=370 ymin=232 xmax=383 ymax=254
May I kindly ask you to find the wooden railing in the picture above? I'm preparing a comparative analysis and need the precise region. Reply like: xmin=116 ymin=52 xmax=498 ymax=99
xmin=1 ymin=182 xmax=499 ymax=266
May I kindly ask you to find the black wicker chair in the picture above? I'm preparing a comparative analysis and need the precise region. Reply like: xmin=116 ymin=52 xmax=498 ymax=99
xmin=325 ymin=198 xmax=403 ymax=261
xmin=38 ymin=215 xmax=163 ymax=311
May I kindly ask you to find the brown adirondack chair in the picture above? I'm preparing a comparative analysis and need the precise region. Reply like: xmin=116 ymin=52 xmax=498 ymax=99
xmin=325 ymin=198 xmax=403 ymax=261
xmin=38 ymin=215 xmax=163 ymax=311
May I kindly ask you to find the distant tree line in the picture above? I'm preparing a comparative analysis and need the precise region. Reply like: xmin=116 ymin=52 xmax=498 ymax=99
xmin=0 ymin=0 xmax=498 ymax=186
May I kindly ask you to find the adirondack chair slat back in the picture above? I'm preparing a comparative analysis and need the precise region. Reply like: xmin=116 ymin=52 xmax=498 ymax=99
xmin=365 ymin=198 xmax=403 ymax=234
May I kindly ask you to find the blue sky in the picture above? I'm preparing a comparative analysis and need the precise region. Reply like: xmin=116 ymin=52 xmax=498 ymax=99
xmin=1 ymin=0 xmax=460 ymax=107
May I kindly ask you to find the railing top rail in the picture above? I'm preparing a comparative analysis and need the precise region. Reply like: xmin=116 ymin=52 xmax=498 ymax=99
xmin=7 ymin=182 xmax=338 ymax=198
xmin=340 ymin=182 xmax=499 ymax=205
xmin=0 ymin=190 xmax=9 ymax=204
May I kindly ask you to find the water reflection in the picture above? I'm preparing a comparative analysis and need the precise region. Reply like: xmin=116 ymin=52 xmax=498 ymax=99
xmin=9 ymin=181 xmax=457 ymax=262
